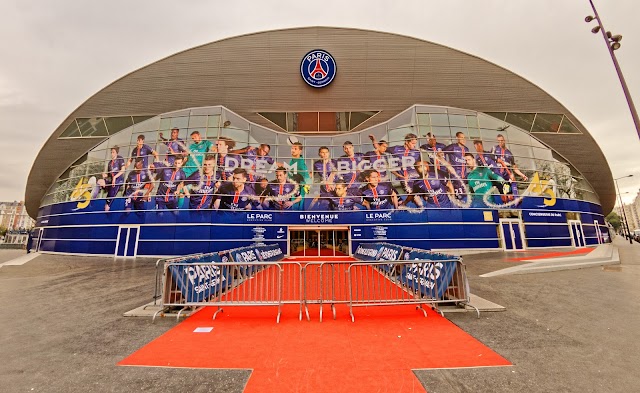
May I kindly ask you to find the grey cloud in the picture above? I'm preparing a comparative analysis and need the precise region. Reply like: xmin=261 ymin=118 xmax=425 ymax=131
xmin=0 ymin=0 xmax=639 ymax=204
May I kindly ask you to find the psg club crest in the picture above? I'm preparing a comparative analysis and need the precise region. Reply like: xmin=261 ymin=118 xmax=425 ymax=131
xmin=300 ymin=49 xmax=337 ymax=88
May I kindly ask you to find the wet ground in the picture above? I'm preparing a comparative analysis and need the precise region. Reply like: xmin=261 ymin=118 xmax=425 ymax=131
xmin=0 ymin=238 xmax=638 ymax=392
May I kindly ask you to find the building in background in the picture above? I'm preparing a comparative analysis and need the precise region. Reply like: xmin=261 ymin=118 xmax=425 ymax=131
xmin=632 ymin=189 xmax=640 ymax=231
xmin=0 ymin=201 xmax=35 ymax=245
xmin=25 ymin=28 xmax=613 ymax=257
xmin=0 ymin=201 xmax=35 ymax=231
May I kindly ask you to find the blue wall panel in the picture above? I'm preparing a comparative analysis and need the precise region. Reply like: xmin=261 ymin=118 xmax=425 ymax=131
xmin=138 ymin=241 xmax=175 ymax=256
xmin=139 ymin=226 xmax=176 ymax=240
xmin=35 ymin=197 xmax=605 ymax=256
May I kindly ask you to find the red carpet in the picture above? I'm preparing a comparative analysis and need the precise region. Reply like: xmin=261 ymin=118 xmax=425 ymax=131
xmin=508 ymin=247 xmax=592 ymax=261
xmin=119 ymin=256 xmax=511 ymax=392
xmin=289 ymin=247 xmax=350 ymax=257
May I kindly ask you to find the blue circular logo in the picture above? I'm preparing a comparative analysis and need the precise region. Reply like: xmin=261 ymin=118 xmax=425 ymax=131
xmin=300 ymin=49 xmax=337 ymax=88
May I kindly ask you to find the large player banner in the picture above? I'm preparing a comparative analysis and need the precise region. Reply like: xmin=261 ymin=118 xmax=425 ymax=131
xmin=399 ymin=249 xmax=458 ymax=299
xmin=168 ymin=252 xmax=229 ymax=303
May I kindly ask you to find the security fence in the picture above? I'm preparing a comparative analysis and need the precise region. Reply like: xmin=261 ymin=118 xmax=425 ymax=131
xmin=151 ymin=243 xmax=477 ymax=323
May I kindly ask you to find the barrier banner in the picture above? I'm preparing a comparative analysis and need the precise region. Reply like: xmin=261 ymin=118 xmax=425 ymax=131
xmin=375 ymin=243 xmax=405 ymax=274
xmin=399 ymin=249 xmax=458 ymax=299
xmin=254 ymin=244 xmax=285 ymax=262
xmin=229 ymin=245 xmax=259 ymax=276
xmin=168 ymin=253 xmax=229 ymax=303
xmin=232 ymin=243 xmax=285 ymax=275
xmin=353 ymin=242 xmax=404 ymax=274
xmin=353 ymin=243 xmax=382 ymax=261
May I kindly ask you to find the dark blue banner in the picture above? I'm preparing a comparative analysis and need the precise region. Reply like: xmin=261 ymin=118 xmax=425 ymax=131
xmin=254 ymin=244 xmax=285 ymax=262
xmin=230 ymin=243 xmax=285 ymax=275
xmin=352 ymin=242 xmax=404 ymax=274
xmin=37 ymin=197 xmax=603 ymax=229
xmin=169 ymin=255 xmax=229 ymax=303
xmin=399 ymin=249 xmax=458 ymax=299
xmin=353 ymin=243 xmax=382 ymax=261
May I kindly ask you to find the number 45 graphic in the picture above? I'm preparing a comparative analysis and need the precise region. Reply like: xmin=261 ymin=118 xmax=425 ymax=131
xmin=527 ymin=172 xmax=556 ymax=206
xmin=70 ymin=177 xmax=98 ymax=209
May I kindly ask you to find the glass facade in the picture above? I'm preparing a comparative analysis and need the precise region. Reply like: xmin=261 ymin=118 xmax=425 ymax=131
xmin=41 ymin=105 xmax=599 ymax=210
xmin=34 ymin=104 xmax=608 ymax=256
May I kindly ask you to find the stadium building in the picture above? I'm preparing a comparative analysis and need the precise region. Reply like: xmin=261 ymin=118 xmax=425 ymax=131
xmin=26 ymin=27 xmax=613 ymax=257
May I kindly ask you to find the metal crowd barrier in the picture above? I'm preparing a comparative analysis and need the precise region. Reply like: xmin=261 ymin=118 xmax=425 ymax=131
xmin=155 ymin=261 xmax=283 ymax=322
xmin=151 ymin=256 xmax=477 ymax=323
xmin=302 ymin=261 xmax=352 ymax=322
xmin=148 ymin=254 xmax=205 ymax=309
xmin=348 ymin=259 xmax=478 ymax=322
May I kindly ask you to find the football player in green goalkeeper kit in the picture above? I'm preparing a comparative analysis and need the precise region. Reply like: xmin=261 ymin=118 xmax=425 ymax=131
xmin=464 ymin=153 xmax=510 ymax=208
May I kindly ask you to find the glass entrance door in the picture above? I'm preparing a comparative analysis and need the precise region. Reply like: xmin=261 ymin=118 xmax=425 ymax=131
xmin=288 ymin=227 xmax=349 ymax=257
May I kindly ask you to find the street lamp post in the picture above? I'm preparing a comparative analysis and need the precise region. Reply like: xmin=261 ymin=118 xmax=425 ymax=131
xmin=614 ymin=174 xmax=634 ymax=244
xmin=586 ymin=1 xmax=640 ymax=140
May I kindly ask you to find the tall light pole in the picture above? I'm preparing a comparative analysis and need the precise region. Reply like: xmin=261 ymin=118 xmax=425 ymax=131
xmin=586 ymin=1 xmax=640 ymax=140
xmin=614 ymin=174 xmax=633 ymax=244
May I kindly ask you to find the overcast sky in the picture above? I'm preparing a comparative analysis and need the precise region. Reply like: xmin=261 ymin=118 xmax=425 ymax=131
xmin=1 ymin=0 xmax=639 ymax=206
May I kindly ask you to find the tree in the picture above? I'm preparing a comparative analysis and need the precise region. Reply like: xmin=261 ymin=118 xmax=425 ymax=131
xmin=0 ymin=226 xmax=7 ymax=237
xmin=606 ymin=211 xmax=621 ymax=231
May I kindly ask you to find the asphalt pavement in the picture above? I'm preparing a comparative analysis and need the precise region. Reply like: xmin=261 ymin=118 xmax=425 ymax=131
xmin=0 ymin=238 xmax=638 ymax=392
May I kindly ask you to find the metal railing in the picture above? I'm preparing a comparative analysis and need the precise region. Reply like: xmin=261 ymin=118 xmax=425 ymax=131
xmin=348 ymin=259 xmax=476 ymax=322
xmin=302 ymin=261 xmax=352 ymax=322
xmin=152 ymin=257 xmax=477 ymax=323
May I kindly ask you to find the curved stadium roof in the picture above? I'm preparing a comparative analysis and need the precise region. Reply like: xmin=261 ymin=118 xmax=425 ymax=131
xmin=26 ymin=27 xmax=614 ymax=216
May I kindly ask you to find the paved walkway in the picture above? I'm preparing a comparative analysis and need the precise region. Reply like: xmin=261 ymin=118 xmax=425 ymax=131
xmin=0 ymin=240 xmax=638 ymax=392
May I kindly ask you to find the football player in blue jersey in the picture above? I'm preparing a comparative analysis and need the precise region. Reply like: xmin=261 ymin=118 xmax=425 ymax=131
xmin=336 ymin=141 xmax=366 ymax=191
xmin=365 ymin=135 xmax=390 ymax=180
xmin=473 ymin=140 xmax=499 ymax=174
xmin=231 ymin=143 xmax=274 ymax=191
xmin=150 ymin=154 xmax=187 ymax=209
xmin=265 ymin=166 xmax=301 ymax=210
xmin=123 ymin=157 xmax=153 ymax=211
xmin=360 ymin=169 xmax=399 ymax=210
xmin=158 ymin=127 xmax=187 ymax=165
xmin=403 ymin=161 xmax=453 ymax=209
xmin=443 ymin=131 xmax=471 ymax=199
xmin=491 ymin=134 xmax=529 ymax=201
xmin=311 ymin=146 xmax=337 ymax=209
xmin=420 ymin=132 xmax=447 ymax=176
xmin=126 ymin=134 xmax=158 ymax=169
xmin=213 ymin=136 xmax=240 ymax=183
xmin=101 ymin=146 xmax=126 ymax=211
xmin=327 ymin=180 xmax=361 ymax=211
xmin=371 ymin=133 xmax=421 ymax=183
xmin=214 ymin=168 xmax=253 ymax=210
xmin=184 ymin=154 xmax=219 ymax=210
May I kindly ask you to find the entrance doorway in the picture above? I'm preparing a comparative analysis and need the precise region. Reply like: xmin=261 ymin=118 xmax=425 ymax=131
xmin=594 ymin=220 xmax=603 ymax=244
xmin=499 ymin=219 xmax=525 ymax=250
xmin=115 ymin=225 xmax=140 ymax=258
xmin=34 ymin=228 xmax=44 ymax=252
xmin=568 ymin=220 xmax=586 ymax=248
xmin=288 ymin=227 xmax=349 ymax=257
